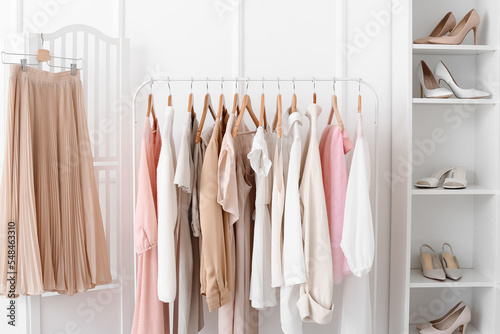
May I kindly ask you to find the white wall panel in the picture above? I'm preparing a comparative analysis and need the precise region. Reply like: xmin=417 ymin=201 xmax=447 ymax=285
xmin=0 ymin=0 xmax=393 ymax=333
xmin=21 ymin=0 xmax=117 ymax=36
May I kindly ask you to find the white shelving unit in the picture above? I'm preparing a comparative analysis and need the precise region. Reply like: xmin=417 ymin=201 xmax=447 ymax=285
xmin=409 ymin=324 xmax=482 ymax=334
xmin=409 ymin=269 xmax=493 ymax=288
xmin=413 ymin=44 xmax=497 ymax=55
xmin=412 ymin=98 xmax=497 ymax=105
xmin=390 ymin=1 xmax=500 ymax=334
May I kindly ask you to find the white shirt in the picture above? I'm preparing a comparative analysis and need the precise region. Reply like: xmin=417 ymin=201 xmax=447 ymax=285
xmin=340 ymin=113 xmax=374 ymax=334
xmin=271 ymin=134 xmax=285 ymax=288
xmin=341 ymin=113 xmax=374 ymax=277
xmin=280 ymin=110 xmax=306 ymax=334
xmin=297 ymin=104 xmax=334 ymax=325
xmin=157 ymin=106 xmax=177 ymax=303
xmin=248 ymin=126 xmax=276 ymax=309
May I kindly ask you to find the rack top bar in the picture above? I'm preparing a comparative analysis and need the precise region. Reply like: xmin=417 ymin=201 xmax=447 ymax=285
xmin=142 ymin=77 xmax=363 ymax=82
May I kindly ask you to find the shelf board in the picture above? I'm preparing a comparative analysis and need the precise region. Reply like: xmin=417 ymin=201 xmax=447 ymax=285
xmin=412 ymin=184 xmax=497 ymax=196
xmin=41 ymin=280 xmax=120 ymax=297
xmin=410 ymin=269 xmax=493 ymax=288
xmin=413 ymin=98 xmax=497 ymax=105
xmin=413 ymin=44 xmax=497 ymax=55
xmin=410 ymin=324 xmax=481 ymax=334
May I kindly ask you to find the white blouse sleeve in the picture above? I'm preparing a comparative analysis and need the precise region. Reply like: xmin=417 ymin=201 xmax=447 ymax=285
xmin=340 ymin=114 xmax=374 ymax=277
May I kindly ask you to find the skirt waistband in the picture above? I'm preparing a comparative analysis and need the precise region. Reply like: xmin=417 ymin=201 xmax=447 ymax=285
xmin=10 ymin=65 xmax=81 ymax=83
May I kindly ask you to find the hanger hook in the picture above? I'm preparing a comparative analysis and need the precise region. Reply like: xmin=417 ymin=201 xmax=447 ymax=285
xmin=41 ymin=33 xmax=44 ymax=47
xmin=277 ymin=78 xmax=281 ymax=94
xmin=167 ymin=77 xmax=171 ymax=95
xmin=221 ymin=77 xmax=224 ymax=93
xmin=312 ymin=77 xmax=316 ymax=94
xmin=333 ymin=78 xmax=336 ymax=95
xmin=190 ymin=77 xmax=193 ymax=93
xmin=235 ymin=77 xmax=238 ymax=91
xmin=293 ymin=78 xmax=296 ymax=94
xmin=149 ymin=78 xmax=153 ymax=94
xmin=262 ymin=77 xmax=265 ymax=93
xmin=245 ymin=78 xmax=249 ymax=94
xmin=206 ymin=77 xmax=209 ymax=94
xmin=358 ymin=78 xmax=362 ymax=94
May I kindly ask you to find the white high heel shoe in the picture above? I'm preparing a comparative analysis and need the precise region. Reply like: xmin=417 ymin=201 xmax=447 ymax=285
xmin=434 ymin=61 xmax=491 ymax=99
xmin=417 ymin=61 xmax=453 ymax=98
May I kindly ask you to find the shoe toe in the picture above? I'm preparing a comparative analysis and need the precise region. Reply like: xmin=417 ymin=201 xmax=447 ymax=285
xmin=414 ymin=37 xmax=431 ymax=44
xmin=426 ymin=269 xmax=446 ymax=281
xmin=416 ymin=322 xmax=431 ymax=330
xmin=472 ymin=89 xmax=491 ymax=98
xmin=428 ymin=36 xmax=446 ymax=44
xmin=445 ymin=268 xmax=463 ymax=280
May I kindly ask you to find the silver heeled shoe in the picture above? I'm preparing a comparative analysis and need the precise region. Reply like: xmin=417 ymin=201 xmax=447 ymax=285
xmin=420 ymin=244 xmax=446 ymax=281
xmin=441 ymin=243 xmax=463 ymax=280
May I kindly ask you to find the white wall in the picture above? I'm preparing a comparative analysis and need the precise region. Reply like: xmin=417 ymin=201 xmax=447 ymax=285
xmin=0 ymin=0 xmax=393 ymax=333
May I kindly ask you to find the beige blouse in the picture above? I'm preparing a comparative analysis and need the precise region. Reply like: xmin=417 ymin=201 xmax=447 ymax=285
xmin=297 ymin=104 xmax=334 ymax=324
xmin=199 ymin=119 xmax=233 ymax=312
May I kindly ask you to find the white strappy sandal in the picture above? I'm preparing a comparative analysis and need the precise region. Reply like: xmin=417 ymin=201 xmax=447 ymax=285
xmin=414 ymin=166 xmax=453 ymax=188
xmin=443 ymin=166 xmax=467 ymax=189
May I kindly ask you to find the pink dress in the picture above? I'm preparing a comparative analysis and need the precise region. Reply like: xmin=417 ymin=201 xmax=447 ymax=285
xmin=132 ymin=119 xmax=169 ymax=334
xmin=319 ymin=125 xmax=353 ymax=284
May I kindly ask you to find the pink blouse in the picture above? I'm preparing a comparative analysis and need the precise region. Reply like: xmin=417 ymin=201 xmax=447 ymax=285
xmin=319 ymin=125 xmax=353 ymax=284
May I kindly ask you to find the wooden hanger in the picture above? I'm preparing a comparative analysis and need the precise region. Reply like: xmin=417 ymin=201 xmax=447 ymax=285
xmin=358 ymin=79 xmax=362 ymax=113
xmin=290 ymin=78 xmax=297 ymax=113
xmin=167 ymin=78 xmax=172 ymax=107
xmin=275 ymin=94 xmax=283 ymax=138
xmin=217 ymin=78 xmax=227 ymax=120
xmin=196 ymin=88 xmax=216 ymax=143
xmin=259 ymin=79 xmax=267 ymax=128
xmin=327 ymin=80 xmax=344 ymax=131
xmin=259 ymin=93 xmax=268 ymax=128
xmin=146 ymin=93 xmax=157 ymax=121
xmin=231 ymin=79 xmax=240 ymax=115
xmin=312 ymin=78 xmax=317 ymax=103
xmin=232 ymin=82 xmax=260 ymax=137
xmin=272 ymin=79 xmax=283 ymax=138
xmin=36 ymin=33 xmax=51 ymax=61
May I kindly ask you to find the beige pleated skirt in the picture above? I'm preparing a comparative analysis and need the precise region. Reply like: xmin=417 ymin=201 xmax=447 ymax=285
xmin=0 ymin=65 xmax=111 ymax=296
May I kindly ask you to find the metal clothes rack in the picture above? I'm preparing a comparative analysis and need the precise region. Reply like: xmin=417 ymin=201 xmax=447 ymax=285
xmin=131 ymin=77 xmax=381 ymax=326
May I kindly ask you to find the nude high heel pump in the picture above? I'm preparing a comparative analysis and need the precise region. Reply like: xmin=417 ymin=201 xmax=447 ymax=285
xmin=429 ymin=9 xmax=480 ymax=45
xmin=414 ymin=12 xmax=456 ymax=44
xmin=420 ymin=304 xmax=471 ymax=334
xmin=416 ymin=301 xmax=466 ymax=330
xmin=434 ymin=61 xmax=491 ymax=99
xmin=416 ymin=61 xmax=453 ymax=99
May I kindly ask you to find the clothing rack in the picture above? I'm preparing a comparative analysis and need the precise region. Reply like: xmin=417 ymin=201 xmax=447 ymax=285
xmin=131 ymin=76 xmax=380 ymax=329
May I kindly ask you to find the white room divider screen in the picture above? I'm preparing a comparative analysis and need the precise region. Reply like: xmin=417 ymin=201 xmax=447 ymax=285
xmin=0 ymin=26 xmax=133 ymax=334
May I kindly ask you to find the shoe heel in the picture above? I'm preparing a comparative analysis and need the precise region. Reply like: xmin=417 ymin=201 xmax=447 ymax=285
xmin=473 ymin=26 xmax=478 ymax=45
xmin=420 ymin=84 xmax=423 ymax=98
xmin=461 ymin=323 xmax=468 ymax=333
